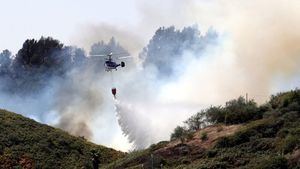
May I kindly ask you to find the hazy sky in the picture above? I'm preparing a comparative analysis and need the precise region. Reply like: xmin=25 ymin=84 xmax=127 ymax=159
xmin=0 ymin=0 xmax=140 ymax=53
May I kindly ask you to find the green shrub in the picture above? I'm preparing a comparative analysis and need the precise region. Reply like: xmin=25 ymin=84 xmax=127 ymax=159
xmin=184 ymin=111 xmax=206 ymax=131
xmin=206 ymin=149 xmax=217 ymax=158
xmin=277 ymin=128 xmax=289 ymax=138
xmin=240 ymin=138 xmax=276 ymax=152
xmin=205 ymin=106 xmax=225 ymax=124
xmin=203 ymin=161 xmax=229 ymax=169
xmin=200 ymin=132 xmax=208 ymax=141
xmin=149 ymin=141 xmax=169 ymax=151
xmin=283 ymin=135 xmax=299 ymax=154
xmin=215 ymin=128 xmax=260 ymax=148
xmin=256 ymin=156 xmax=288 ymax=169
xmin=170 ymin=126 xmax=188 ymax=141
xmin=205 ymin=96 xmax=261 ymax=125
xmin=215 ymin=137 xmax=231 ymax=148
xmin=0 ymin=109 xmax=124 ymax=169
xmin=186 ymin=132 xmax=194 ymax=140
xmin=269 ymin=89 xmax=300 ymax=109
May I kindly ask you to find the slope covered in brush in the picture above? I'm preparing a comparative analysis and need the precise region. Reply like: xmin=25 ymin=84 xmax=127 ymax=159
xmin=0 ymin=109 xmax=124 ymax=169
xmin=103 ymin=89 xmax=300 ymax=169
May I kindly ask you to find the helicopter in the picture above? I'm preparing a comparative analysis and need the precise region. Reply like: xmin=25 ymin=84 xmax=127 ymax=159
xmin=89 ymin=52 xmax=130 ymax=72
xmin=89 ymin=52 xmax=131 ymax=98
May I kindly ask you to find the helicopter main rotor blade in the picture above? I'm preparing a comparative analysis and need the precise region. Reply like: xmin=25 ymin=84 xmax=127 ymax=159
xmin=88 ymin=52 xmax=129 ymax=57
xmin=88 ymin=54 xmax=107 ymax=57
xmin=110 ymin=52 xmax=130 ymax=56
xmin=117 ymin=56 xmax=133 ymax=59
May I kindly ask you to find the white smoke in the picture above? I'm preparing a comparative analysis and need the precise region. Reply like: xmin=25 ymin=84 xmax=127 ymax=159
xmin=2 ymin=0 xmax=300 ymax=152
xmin=110 ymin=49 xmax=213 ymax=149
xmin=101 ymin=0 xmax=300 ymax=150
xmin=53 ymin=68 xmax=104 ymax=139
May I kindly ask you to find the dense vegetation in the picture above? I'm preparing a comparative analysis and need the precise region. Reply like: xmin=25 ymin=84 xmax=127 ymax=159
xmin=0 ymin=109 xmax=124 ymax=169
xmin=0 ymin=37 xmax=84 ymax=94
xmin=184 ymin=90 xmax=300 ymax=168
xmin=0 ymin=25 xmax=210 ymax=95
xmin=170 ymin=96 xmax=261 ymax=141
xmin=103 ymin=89 xmax=300 ymax=168
xmin=90 ymin=37 xmax=129 ymax=56
xmin=140 ymin=26 xmax=218 ymax=77
xmin=0 ymin=36 xmax=131 ymax=95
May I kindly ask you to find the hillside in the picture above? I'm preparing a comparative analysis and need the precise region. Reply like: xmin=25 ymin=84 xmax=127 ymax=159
xmin=101 ymin=125 xmax=242 ymax=169
xmin=0 ymin=109 xmax=124 ymax=169
xmin=103 ymin=90 xmax=300 ymax=169
xmin=1 ymin=90 xmax=300 ymax=169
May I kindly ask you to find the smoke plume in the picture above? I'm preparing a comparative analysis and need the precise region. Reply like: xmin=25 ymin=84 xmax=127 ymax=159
xmin=189 ymin=0 xmax=300 ymax=98
xmin=106 ymin=0 xmax=300 ymax=149
xmin=71 ymin=23 xmax=145 ymax=61
xmin=53 ymin=68 xmax=103 ymax=139
xmin=1 ymin=0 xmax=300 ymax=152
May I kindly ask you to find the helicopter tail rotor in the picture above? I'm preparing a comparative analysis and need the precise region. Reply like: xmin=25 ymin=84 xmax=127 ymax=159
xmin=121 ymin=61 xmax=125 ymax=67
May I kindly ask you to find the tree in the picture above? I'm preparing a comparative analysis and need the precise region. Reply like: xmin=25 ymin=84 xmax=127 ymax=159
xmin=3 ymin=37 xmax=88 ymax=95
xmin=140 ymin=25 xmax=218 ymax=77
xmin=224 ymin=97 xmax=259 ymax=124
xmin=205 ymin=106 xmax=225 ymax=124
xmin=0 ymin=49 xmax=12 ymax=65
xmin=0 ymin=49 xmax=12 ymax=74
xmin=14 ymin=37 xmax=63 ymax=67
xmin=184 ymin=111 xmax=206 ymax=131
xmin=205 ymin=97 xmax=260 ymax=125
xmin=170 ymin=126 xmax=187 ymax=141
xmin=89 ymin=37 xmax=129 ymax=56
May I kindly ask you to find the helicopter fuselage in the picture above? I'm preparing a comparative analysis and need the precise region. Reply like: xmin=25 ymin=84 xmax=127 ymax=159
xmin=104 ymin=58 xmax=125 ymax=71
xmin=105 ymin=60 xmax=120 ymax=71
